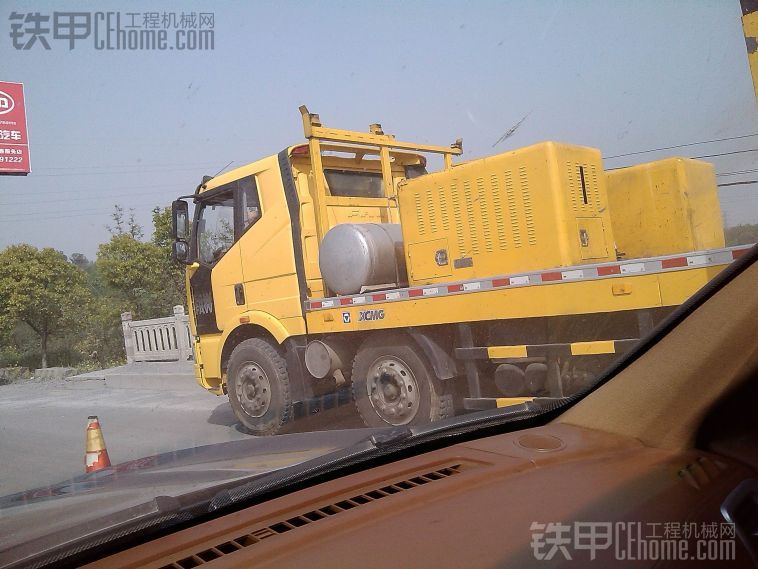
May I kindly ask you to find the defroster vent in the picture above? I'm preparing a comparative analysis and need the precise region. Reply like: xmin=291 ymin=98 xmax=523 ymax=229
xmin=160 ymin=464 xmax=466 ymax=568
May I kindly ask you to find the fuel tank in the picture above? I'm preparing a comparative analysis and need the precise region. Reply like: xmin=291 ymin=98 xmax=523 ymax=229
xmin=319 ymin=223 xmax=407 ymax=295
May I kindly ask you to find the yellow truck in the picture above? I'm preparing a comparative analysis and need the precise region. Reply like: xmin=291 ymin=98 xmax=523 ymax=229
xmin=171 ymin=106 xmax=748 ymax=435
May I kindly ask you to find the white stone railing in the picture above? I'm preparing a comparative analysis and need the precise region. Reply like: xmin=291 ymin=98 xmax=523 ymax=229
xmin=121 ymin=305 xmax=193 ymax=363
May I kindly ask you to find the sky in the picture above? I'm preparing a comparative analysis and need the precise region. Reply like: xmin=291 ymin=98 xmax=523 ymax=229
xmin=1 ymin=0 xmax=757 ymax=258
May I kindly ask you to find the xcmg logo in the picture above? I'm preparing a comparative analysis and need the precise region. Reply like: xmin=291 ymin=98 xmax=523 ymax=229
xmin=0 ymin=91 xmax=15 ymax=115
xmin=358 ymin=309 xmax=385 ymax=322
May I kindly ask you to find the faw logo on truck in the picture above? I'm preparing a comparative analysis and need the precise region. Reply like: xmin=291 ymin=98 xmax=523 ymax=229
xmin=358 ymin=309 xmax=385 ymax=322
xmin=194 ymin=292 xmax=214 ymax=315
xmin=0 ymin=91 xmax=15 ymax=115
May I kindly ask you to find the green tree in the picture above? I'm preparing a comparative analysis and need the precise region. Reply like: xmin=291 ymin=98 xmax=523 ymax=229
xmin=151 ymin=205 xmax=174 ymax=250
xmin=96 ymin=206 xmax=185 ymax=320
xmin=0 ymin=245 xmax=92 ymax=368
xmin=106 ymin=205 xmax=143 ymax=239
xmin=152 ymin=206 xmax=186 ymax=303
xmin=69 ymin=252 xmax=92 ymax=270
xmin=725 ymin=223 xmax=758 ymax=246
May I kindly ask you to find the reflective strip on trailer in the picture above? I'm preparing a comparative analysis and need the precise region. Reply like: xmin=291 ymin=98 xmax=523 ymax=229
xmin=570 ymin=340 xmax=617 ymax=355
xmin=456 ymin=339 xmax=639 ymax=361
xmin=304 ymin=245 xmax=753 ymax=311
xmin=488 ymin=345 xmax=528 ymax=359
xmin=463 ymin=396 xmax=564 ymax=411
xmin=495 ymin=397 xmax=535 ymax=408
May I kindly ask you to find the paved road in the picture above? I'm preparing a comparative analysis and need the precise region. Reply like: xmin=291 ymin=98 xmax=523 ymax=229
xmin=0 ymin=374 xmax=362 ymax=497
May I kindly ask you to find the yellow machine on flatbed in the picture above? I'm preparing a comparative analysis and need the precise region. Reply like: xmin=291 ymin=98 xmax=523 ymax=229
xmin=171 ymin=107 xmax=748 ymax=435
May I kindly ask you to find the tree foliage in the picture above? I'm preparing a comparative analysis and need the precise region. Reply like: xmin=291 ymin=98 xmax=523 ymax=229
xmin=725 ymin=223 xmax=758 ymax=247
xmin=0 ymin=245 xmax=92 ymax=368
xmin=0 ymin=205 xmax=185 ymax=370
xmin=96 ymin=206 xmax=184 ymax=319
xmin=106 ymin=205 xmax=143 ymax=239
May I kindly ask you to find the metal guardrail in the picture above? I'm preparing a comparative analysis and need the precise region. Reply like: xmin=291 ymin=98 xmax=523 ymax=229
xmin=121 ymin=306 xmax=193 ymax=363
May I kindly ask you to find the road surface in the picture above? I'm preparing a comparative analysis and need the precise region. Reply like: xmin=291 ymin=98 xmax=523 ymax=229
xmin=0 ymin=373 xmax=362 ymax=497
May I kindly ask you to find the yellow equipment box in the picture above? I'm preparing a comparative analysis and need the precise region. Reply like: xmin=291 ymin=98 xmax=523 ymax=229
xmin=397 ymin=141 xmax=616 ymax=285
xmin=606 ymin=157 xmax=725 ymax=259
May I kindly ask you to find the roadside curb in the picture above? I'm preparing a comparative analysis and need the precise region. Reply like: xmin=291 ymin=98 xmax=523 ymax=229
xmin=67 ymin=362 xmax=196 ymax=392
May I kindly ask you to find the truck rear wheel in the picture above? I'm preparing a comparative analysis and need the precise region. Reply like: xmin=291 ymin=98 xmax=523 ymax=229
xmin=352 ymin=333 xmax=454 ymax=427
xmin=227 ymin=338 xmax=292 ymax=436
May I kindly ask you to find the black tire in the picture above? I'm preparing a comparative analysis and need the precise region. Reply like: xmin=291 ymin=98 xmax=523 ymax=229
xmin=351 ymin=333 xmax=454 ymax=428
xmin=227 ymin=338 xmax=292 ymax=436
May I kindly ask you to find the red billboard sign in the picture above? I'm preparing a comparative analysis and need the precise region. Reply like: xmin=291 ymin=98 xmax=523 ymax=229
xmin=0 ymin=81 xmax=31 ymax=175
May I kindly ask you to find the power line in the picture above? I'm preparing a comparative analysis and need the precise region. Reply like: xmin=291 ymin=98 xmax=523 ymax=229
xmin=0 ymin=210 xmax=118 ymax=223
xmin=0 ymin=182 xmax=187 ymax=198
xmin=716 ymin=168 xmax=758 ymax=177
xmin=718 ymin=180 xmax=758 ymax=187
xmin=25 ymin=166 xmax=213 ymax=178
xmin=33 ymin=161 xmax=218 ymax=172
xmin=608 ymin=148 xmax=758 ymax=170
xmin=691 ymin=148 xmax=758 ymax=159
xmin=0 ymin=207 xmax=128 ymax=220
xmin=0 ymin=187 xmax=183 ymax=207
xmin=605 ymin=133 xmax=758 ymax=159
xmin=0 ymin=201 xmax=173 ymax=220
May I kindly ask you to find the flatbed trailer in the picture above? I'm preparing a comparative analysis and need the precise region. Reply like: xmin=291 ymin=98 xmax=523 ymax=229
xmin=304 ymin=244 xmax=750 ymax=410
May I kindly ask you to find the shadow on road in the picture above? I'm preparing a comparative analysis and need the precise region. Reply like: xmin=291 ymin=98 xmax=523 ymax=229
xmin=207 ymin=399 xmax=365 ymax=435
xmin=207 ymin=401 xmax=238 ymax=427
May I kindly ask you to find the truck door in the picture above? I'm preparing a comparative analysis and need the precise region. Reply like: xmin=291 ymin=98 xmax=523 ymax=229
xmin=190 ymin=185 xmax=244 ymax=335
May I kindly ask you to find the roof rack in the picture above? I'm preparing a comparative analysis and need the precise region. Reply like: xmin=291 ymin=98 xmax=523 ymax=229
xmin=299 ymin=105 xmax=462 ymax=169
xmin=298 ymin=106 xmax=462 ymax=245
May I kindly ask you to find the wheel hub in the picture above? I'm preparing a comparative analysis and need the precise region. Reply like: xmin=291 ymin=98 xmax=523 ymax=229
xmin=236 ymin=363 xmax=271 ymax=418
xmin=366 ymin=357 xmax=420 ymax=425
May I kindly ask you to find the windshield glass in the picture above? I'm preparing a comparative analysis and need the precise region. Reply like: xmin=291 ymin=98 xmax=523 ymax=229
xmin=1 ymin=2 xmax=756 ymax=567
xmin=196 ymin=192 xmax=235 ymax=264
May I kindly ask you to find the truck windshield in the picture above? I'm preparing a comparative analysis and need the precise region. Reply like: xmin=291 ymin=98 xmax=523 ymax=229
xmin=196 ymin=191 xmax=235 ymax=265
xmin=324 ymin=169 xmax=384 ymax=198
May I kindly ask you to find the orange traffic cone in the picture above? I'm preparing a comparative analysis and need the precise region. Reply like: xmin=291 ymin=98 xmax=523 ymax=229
xmin=85 ymin=415 xmax=111 ymax=473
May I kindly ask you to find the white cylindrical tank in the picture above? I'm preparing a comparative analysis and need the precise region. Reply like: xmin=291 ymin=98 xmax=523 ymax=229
xmin=319 ymin=223 xmax=406 ymax=295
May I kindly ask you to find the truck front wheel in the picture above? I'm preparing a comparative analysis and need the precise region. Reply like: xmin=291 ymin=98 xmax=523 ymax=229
xmin=227 ymin=338 xmax=292 ymax=436
xmin=352 ymin=333 xmax=454 ymax=428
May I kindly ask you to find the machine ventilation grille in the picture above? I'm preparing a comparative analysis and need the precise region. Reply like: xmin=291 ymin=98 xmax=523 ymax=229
xmin=476 ymin=177 xmax=493 ymax=253
xmin=414 ymin=193 xmax=426 ymax=236
xmin=426 ymin=188 xmax=438 ymax=233
xmin=504 ymin=170 xmax=521 ymax=248
xmin=462 ymin=179 xmax=479 ymax=255
xmin=450 ymin=182 xmax=466 ymax=253
xmin=159 ymin=464 xmax=465 ymax=568
xmin=490 ymin=173 xmax=507 ymax=250
xmin=519 ymin=166 xmax=536 ymax=245
xmin=438 ymin=185 xmax=450 ymax=231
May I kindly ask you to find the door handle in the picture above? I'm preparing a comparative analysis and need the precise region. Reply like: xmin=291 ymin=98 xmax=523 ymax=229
xmin=234 ymin=283 xmax=245 ymax=306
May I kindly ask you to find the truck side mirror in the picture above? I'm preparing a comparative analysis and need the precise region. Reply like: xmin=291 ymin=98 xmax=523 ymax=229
xmin=172 ymin=240 xmax=190 ymax=264
xmin=172 ymin=200 xmax=190 ymax=241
